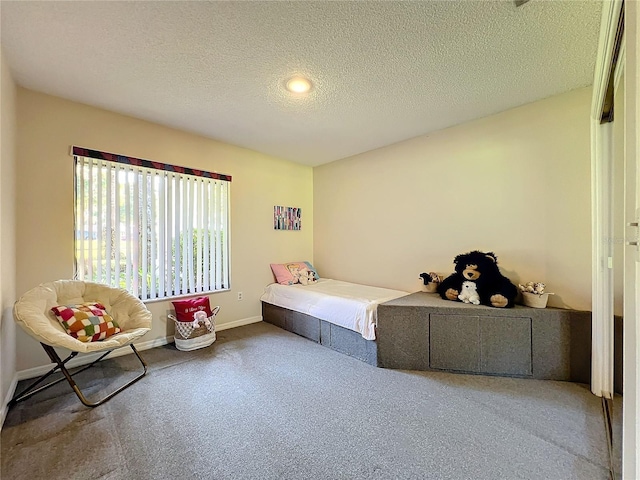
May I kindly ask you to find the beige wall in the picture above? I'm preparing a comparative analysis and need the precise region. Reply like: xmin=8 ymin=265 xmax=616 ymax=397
xmin=314 ymin=87 xmax=592 ymax=311
xmin=1 ymin=48 xmax=18 ymax=417
xmin=12 ymin=86 xmax=594 ymax=372
xmin=15 ymin=89 xmax=313 ymax=371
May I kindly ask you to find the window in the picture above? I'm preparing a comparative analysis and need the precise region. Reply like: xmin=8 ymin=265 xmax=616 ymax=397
xmin=73 ymin=147 xmax=231 ymax=300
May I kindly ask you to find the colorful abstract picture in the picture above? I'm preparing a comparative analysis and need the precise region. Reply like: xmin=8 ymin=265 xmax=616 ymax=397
xmin=274 ymin=206 xmax=301 ymax=230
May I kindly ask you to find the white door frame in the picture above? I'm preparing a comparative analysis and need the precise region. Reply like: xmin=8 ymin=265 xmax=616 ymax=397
xmin=593 ymin=1 xmax=640 ymax=477
xmin=622 ymin=1 xmax=639 ymax=478
xmin=591 ymin=0 xmax=622 ymax=401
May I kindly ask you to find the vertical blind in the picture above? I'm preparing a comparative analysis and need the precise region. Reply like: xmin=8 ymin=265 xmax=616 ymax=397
xmin=74 ymin=154 xmax=230 ymax=300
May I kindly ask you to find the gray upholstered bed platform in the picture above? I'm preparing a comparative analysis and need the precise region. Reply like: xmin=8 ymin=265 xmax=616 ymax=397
xmin=261 ymin=302 xmax=378 ymax=366
xmin=263 ymin=293 xmax=623 ymax=392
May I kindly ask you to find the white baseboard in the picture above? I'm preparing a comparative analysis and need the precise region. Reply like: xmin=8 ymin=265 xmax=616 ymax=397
xmin=216 ymin=316 xmax=262 ymax=331
xmin=15 ymin=316 xmax=263 ymax=382
xmin=15 ymin=335 xmax=174 ymax=381
xmin=1 ymin=374 xmax=18 ymax=429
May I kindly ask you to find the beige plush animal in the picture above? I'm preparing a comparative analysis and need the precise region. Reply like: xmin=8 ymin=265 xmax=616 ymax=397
xmin=533 ymin=282 xmax=546 ymax=294
xmin=518 ymin=282 xmax=551 ymax=295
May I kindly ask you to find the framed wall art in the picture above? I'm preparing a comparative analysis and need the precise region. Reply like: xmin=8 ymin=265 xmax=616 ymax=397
xmin=274 ymin=206 xmax=301 ymax=230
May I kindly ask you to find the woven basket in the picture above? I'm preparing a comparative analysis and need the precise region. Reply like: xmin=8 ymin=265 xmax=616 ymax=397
xmin=169 ymin=306 xmax=220 ymax=351
xmin=522 ymin=292 xmax=549 ymax=308
xmin=173 ymin=321 xmax=214 ymax=341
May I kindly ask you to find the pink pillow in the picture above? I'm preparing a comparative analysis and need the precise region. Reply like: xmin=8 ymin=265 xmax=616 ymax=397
xmin=270 ymin=262 xmax=319 ymax=285
xmin=171 ymin=296 xmax=213 ymax=322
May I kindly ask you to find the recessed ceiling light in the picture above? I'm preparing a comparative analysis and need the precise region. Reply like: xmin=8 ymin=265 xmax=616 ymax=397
xmin=285 ymin=77 xmax=313 ymax=94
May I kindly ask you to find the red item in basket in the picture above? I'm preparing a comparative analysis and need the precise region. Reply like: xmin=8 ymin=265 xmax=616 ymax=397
xmin=171 ymin=296 xmax=213 ymax=322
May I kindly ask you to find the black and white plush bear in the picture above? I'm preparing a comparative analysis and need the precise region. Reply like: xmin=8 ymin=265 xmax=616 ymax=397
xmin=437 ymin=251 xmax=518 ymax=308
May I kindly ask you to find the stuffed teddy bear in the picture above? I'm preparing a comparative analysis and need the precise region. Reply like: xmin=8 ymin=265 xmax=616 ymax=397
xmin=437 ymin=250 xmax=518 ymax=308
xmin=458 ymin=281 xmax=480 ymax=305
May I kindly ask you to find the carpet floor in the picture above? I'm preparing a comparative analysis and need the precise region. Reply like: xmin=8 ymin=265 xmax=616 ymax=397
xmin=2 ymin=322 xmax=621 ymax=480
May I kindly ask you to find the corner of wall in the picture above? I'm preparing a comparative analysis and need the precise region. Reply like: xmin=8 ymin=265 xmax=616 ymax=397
xmin=1 ymin=47 xmax=19 ymax=428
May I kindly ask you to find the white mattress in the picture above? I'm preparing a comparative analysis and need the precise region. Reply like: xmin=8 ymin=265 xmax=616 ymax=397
xmin=260 ymin=278 xmax=409 ymax=340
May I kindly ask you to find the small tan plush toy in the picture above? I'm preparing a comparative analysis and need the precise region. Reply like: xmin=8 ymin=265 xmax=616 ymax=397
xmin=518 ymin=282 xmax=548 ymax=295
xmin=533 ymin=282 xmax=546 ymax=294
xmin=518 ymin=282 xmax=535 ymax=293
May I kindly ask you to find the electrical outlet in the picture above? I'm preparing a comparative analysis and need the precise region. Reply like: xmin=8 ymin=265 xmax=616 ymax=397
xmin=237 ymin=292 xmax=243 ymax=301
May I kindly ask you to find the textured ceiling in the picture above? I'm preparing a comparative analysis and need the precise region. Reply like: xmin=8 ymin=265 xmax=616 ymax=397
xmin=1 ymin=1 xmax=602 ymax=166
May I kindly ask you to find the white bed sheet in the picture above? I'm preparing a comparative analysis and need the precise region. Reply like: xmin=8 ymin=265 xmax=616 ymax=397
xmin=260 ymin=278 xmax=409 ymax=340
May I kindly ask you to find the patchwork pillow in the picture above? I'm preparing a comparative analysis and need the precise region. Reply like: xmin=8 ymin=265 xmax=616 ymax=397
xmin=171 ymin=296 xmax=213 ymax=322
xmin=270 ymin=262 xmax=320 ymax=286
xmin=51 ymin=302 xmax=121 ymax=342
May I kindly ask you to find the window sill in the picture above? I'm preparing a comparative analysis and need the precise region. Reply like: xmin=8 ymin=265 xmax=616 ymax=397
xmin=142 ymin=288 xmax=231 ymax=304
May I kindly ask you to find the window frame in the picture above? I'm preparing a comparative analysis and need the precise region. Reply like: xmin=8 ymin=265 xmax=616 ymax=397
xmin=72 ymin=146 xmax=232 ymax=301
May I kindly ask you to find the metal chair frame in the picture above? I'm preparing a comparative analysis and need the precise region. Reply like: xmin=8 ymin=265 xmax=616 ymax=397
xmin=9 ymin=343 xmax=147 ymax=408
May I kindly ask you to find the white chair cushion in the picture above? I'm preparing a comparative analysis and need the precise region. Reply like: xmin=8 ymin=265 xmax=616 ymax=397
xmin=14 ymin=280 xmax=152 ymax=353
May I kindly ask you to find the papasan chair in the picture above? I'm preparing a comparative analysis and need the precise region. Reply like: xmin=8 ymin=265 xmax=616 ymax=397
xmin=10 ymin=280 xmax=152 ymax=407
